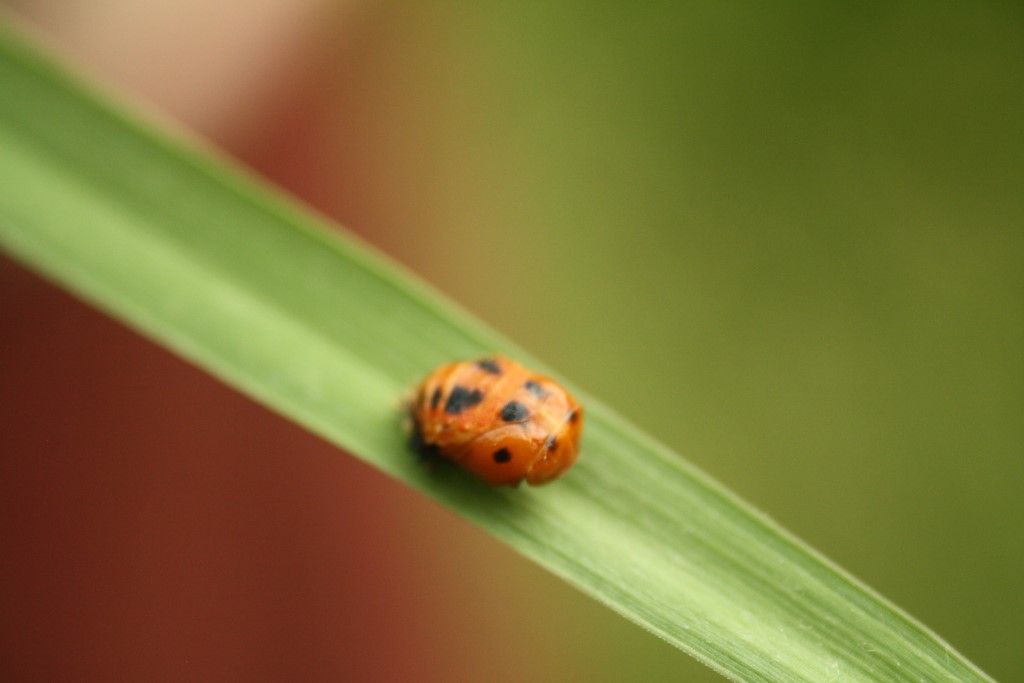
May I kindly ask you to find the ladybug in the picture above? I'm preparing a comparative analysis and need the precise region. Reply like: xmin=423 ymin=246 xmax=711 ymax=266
xmin=410 ymin=356 xmax=583 ymax=486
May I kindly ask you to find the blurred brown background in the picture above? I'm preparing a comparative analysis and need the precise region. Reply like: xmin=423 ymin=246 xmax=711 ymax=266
xmin=2 ymin=2 xmax=1022 ymax=681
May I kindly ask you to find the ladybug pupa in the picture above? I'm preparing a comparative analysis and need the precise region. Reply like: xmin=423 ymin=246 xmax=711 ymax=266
xmin=409 ymin=356 xmax=583 ymax=486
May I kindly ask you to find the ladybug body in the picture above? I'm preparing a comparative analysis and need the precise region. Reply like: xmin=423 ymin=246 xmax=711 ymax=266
xmin=410 ymin=356 xmax=583 ymax=486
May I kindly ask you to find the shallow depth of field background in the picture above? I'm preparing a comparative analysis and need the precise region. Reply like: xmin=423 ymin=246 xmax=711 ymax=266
xmin=2 ymin=2 xmax=1022 ymax=681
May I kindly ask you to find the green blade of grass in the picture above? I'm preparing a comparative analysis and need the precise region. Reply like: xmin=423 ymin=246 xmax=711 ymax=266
xmin=0 ymin=21 xmax=994 ymax=683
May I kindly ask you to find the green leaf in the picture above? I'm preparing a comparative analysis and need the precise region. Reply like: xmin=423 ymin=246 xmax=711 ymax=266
xmin=0 ymin=21 xmax=993 ymax=683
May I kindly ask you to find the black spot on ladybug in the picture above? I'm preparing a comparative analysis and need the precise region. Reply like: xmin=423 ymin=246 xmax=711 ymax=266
xmin=409 ymin=419 xmax=440 ymax=460
xmin=500 ymin=401 xmax=529 ymax=422
xmin=568 ymin=410 xmax=579 ymax=424
xmin=475 ymin=358 xmax=502 ymax=375
xmin=430 ymin=387 xmax=442 ymax=410
xmin=493 ymin=448 xmax=512 ymax=463
xmin=445 ymin=386 xmax=485 ymax=414
xmin=545 ymin=436 xmax=558 ymax=451
xmin=524 ymin=380 xmax=549 ymax=398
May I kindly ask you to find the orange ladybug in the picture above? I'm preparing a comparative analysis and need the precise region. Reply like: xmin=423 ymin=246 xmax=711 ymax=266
xmin=410 ymin=356 xmax=584 ymax=486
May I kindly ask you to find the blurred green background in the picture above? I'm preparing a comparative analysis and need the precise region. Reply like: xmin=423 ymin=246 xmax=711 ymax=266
xmin=2 ymin=1 xmax=1021 ymax=681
